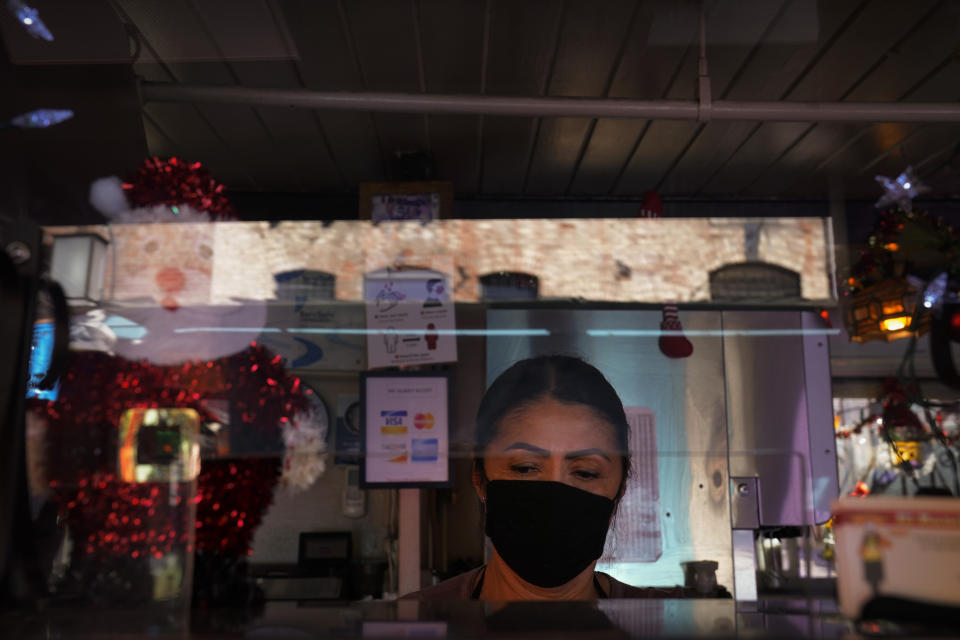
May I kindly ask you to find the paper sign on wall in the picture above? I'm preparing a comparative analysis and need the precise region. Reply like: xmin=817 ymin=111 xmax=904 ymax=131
xmin=361 ymin=374 xmax=450 ymax=487
xmin=364 ymin=268 xmax=457 ymax=368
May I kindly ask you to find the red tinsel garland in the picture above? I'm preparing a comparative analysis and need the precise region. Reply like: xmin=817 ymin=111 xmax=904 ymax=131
xmin=29 ymin=343 xmax=310 ymax=560
xmin=194 ymin=458 xmax=280 ymax=556
xmin=122 ymin=157 xmax=236 ymax=220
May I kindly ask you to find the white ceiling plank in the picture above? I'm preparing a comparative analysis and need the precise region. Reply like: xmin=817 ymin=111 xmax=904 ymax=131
xmin=196 ymin=103 xmax=303 ymax=191
xmin=788 ymin=2 xmax=960 ymax=196
xmin=188 ymin=0 xmax=297 ymax=61
xmin=567 ymin=119 xmax=649 ymax=195
xmin=254 ymin=107 xmax=344 ymax=191
xmin=417 ymin=0 xmax=486 ymax=191
xmin=627 ymin=0 xmax=793 ymax=196
xmin=118 ymin=0 xmax=220 ymax=62
xmin=1 ymin=0 xmax=130 ymax=64
xmin=747 ymin=0 xmax=952 ymax=197
xmin=525 ymin=0 xmax=637 ymax=195
xmin=479 ymin=0 xmax=565 ymax=193
xmin=342 ymin=0 xmax=421 ymax=92
xmin=314 ymin=111 xmax=386 ymax=184
xmin=106 ymin=0 xmax=960 ymax=199
xmin=695 ymin=0 xmax=865 ymax=195
xmin=143 ymin=102 xmax=256 ymax=189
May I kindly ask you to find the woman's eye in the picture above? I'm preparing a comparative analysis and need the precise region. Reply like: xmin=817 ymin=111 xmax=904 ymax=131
xmin=573 ymin=470 xmax=600 ymax=480
xmin=509 ymin=464 xmax=539 ymax=475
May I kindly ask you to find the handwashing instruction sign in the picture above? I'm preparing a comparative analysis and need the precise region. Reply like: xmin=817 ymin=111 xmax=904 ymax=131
xmin=361 ymin=373 xmax=450 ymax=487
xmin=363 ymin=268 xmax=457 ymax=368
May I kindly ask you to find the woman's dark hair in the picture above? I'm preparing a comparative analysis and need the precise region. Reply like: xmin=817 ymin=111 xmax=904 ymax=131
xmin=474 ymin=355 xmax=631 ymax=498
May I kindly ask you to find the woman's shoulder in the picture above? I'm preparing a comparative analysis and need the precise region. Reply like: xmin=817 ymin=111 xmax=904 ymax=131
xmin=400 ymin=566 xmax=483 ymax=600
xmin=599 ymin=572 xmax=689 ymax=599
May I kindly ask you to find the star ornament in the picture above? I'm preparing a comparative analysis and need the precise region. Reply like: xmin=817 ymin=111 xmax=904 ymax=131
xmin=8 ymin=0 xmax=54 ymax=41
xmin=874 ymin=167 xmax=929 ymax=213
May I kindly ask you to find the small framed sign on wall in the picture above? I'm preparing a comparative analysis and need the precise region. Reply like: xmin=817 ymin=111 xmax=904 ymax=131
xmin=359 ymin=371 xmax=452 ymax=488
xmin=358 ymin=181 xmax=453 ymax=223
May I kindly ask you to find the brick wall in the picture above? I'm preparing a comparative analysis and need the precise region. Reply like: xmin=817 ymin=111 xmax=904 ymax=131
xmin=82 ymin=217 xmax=831 ymax=305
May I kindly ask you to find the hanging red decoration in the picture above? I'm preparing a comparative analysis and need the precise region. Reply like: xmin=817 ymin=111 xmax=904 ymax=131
xmin=638 ymin=190 xmax=663 ymax=218
xmin=122 ymin=157 xmax=236 ymax=220
xmin=850 ymin=480 xmax=871 ymax=497
xmin=658 ymin=303 xmax=694 ymax=359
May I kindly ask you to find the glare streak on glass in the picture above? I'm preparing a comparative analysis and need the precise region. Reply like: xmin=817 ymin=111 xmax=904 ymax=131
xmin=173 ymin=327 xmax=551 ymax=336
xmin=170 ymin=327 xmax=840 ymax=337
xmin=172 ymin=327 xmax=282 ymax=333
xmin=586 ymin=328 xmax=841 ymax=337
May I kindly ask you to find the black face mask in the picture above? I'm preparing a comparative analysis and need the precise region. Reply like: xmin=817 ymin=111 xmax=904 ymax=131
xmin=484 ymin=480 xmax=615 ymax=588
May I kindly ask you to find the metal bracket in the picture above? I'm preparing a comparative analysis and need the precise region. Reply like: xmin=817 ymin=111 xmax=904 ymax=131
xmin=698 ymin=74 xmax=712 ymax=122
xmin=730 ymin=476 xmax=759 ymax=529
xmin=696 ymin=0 xmax=712 ymax=122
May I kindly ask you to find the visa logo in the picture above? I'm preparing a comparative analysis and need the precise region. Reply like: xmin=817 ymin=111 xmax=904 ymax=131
xmin=381 ymin=410 xmax=407 ymax=426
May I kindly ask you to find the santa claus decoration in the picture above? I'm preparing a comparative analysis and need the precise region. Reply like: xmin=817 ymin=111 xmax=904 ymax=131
xmin=29 ymin=158 xmax=327 ymax=607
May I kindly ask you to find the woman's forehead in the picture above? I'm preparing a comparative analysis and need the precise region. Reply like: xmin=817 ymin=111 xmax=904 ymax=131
xmin=489 ymin=398 xmax=620 ymax=452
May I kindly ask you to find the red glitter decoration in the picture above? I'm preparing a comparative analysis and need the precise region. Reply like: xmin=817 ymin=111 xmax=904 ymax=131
xmin=122 ymin=157 xmax=236 ymax=220
xmin=28 ymin=343 xmax=311 ymax=561
xmin=55 ymin=473 xmax=192 ymax=558
xmin=194 ymin=458 xmax=279 ymax=556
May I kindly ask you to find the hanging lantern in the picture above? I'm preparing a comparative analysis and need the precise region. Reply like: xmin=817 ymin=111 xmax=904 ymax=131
xmin=844 ymin=278 xmax=930 ymax=343
xmin=882 ymin=403 xmax=928 ymax=467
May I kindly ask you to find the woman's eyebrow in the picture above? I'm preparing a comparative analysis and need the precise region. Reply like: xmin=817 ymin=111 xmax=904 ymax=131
xmin=565 ymin=448 xmax=612 ymax=461
xmin=502 ymin=442 xmax=550 ymax=456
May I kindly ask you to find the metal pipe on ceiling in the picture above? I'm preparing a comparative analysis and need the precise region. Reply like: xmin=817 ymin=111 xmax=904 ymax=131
xmin=140 ymin=82 xmax=960 ymax=124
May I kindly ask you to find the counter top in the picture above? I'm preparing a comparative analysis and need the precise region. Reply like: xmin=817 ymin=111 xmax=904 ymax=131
xmin=5 ymin=596 xmax=960 ymax=638
xmin=0 ymin=597 xmax=865 ymax=639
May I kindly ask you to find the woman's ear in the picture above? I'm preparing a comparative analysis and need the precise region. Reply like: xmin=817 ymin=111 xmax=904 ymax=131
xmin=471 ymin=458 xmax=486 ymax=502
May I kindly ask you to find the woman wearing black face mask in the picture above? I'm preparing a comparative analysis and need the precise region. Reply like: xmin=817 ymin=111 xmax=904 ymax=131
xmin=406 ymin=355 xmax=685 ymax=600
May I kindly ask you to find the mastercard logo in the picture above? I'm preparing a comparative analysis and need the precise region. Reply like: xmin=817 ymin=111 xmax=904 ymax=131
xmin=388 ymin=452 xmax=408 ymax=463
xmin=414 ymin=413 xmax=435 ymax=430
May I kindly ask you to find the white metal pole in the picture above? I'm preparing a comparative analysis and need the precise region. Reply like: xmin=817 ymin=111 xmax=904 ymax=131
xmin=140 ymin=82 xmax=960 ymax=123
xmin=397 ymin=488 xmax=421 ymax=597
